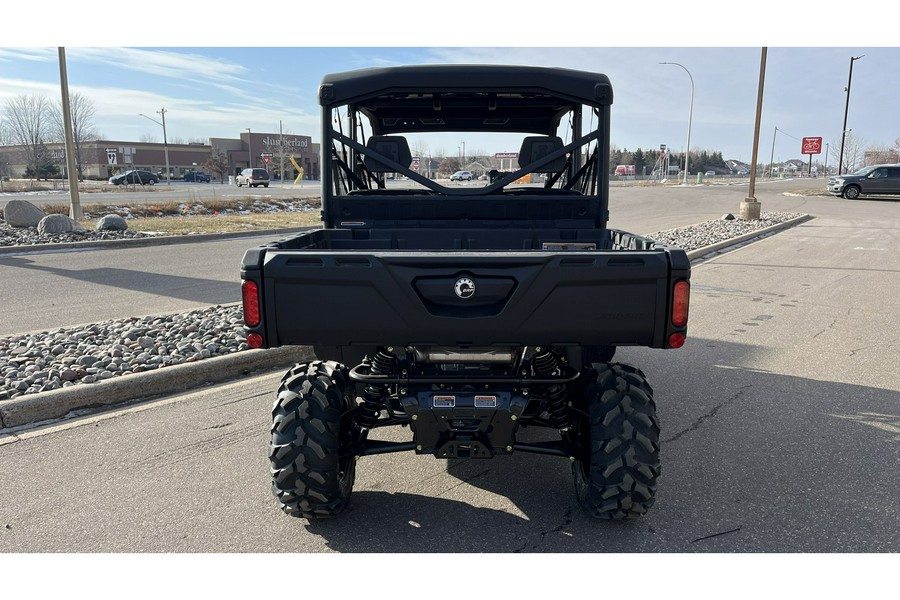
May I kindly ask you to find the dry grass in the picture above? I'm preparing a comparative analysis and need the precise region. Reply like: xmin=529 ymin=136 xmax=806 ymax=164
xmin=41 ymin=203 xmax=72 ymax=215
xmin=82 ymin=210 xmax=321 ymax=235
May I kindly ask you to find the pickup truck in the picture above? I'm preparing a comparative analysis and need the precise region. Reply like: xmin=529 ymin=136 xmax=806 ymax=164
xmin=241 ymin=65 xmax=691 ymax=520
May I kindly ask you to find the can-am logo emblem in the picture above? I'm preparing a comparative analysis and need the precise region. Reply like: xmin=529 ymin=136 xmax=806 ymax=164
xmin=454 ymin=277 xmax=475 ymax=299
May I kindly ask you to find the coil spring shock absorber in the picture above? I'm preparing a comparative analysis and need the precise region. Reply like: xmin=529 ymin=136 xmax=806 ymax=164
xmin=358 ymin=348 xmax=398 ymax=428
xmin=532 ymin=348 xmax=571 ymax=429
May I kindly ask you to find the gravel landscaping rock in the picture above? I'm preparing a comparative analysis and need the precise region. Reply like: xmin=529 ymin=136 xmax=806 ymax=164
xmin=0 ymin=305 xmax=248 ymax=401
xmin=644 ymin=212 xmax=806 ymax=251
xmin=0 ymin=220 xmax=154 ymax=247
xmin=0 ymin=198 xmax=317 ymax=247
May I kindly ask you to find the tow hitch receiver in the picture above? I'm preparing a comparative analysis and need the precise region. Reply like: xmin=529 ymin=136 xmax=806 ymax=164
xmin=400 ymin=391 xmax=528 ymax=458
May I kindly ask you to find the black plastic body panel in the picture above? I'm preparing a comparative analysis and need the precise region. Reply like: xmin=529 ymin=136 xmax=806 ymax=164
xmin=240 ymin=227 xmax=689 ymax=350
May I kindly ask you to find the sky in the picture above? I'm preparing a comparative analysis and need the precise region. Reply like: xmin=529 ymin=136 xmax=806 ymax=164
xmin=2 ymin=5 xmax=899 ymax=168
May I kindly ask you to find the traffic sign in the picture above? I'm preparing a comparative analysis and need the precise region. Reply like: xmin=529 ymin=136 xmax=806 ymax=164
xmin=802 ymin=137 xmax=823 ymax=155
xmin=263 ymin=156 xmax=270 ymax=164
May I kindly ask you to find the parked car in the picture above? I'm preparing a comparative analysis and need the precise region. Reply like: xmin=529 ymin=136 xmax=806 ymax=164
xmin=183 ymin=171 xmax=211 ymax=183
xmin=450 ymin=170 xmax=474 ymax=181
xmin=704 ymin=170 xmax=716 ymax=177
xmin=108 ymin=170 xmax=159 ymax=186
xmin=827 ymin=164 xmax=900 ymax=199
xmin=236 ymin=168 xmax=270 ymax=188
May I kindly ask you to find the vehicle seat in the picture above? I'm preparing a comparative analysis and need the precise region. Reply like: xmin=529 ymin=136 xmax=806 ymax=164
xmin=519 ymin=136 xmax=566 ymax=172
xmin=363 ymin=136 xmax=412 ymax=172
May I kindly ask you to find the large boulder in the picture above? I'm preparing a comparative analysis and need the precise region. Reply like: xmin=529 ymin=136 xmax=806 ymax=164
xmin=3 ymin=200 xmax=46 ymax=227
xmin=37 ymin=214 xmax=85 ymax=234
xmin=96 ymin=214 xmax=128 ymax=231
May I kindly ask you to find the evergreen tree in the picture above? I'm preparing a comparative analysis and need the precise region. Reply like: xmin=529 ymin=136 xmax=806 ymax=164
xmin=633 ymin=148 xmax=646 ymax=174
xmin=24 ymin=143 xmax=60 ymax=179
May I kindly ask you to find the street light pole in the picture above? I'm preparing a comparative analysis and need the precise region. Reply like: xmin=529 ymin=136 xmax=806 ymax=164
xmin=246 ymin=128 xmax=252 ymax=170
xmin=461 ymin=141 xmax=465 ymax=166
xmin=660 ymin=62 xmax=694 ymax=185
xmin=838 ymin=55 xmax=864 ymax=175
xmin=58 ymin=47 xmax=82 ymax=219
xmin=741 ymin=47 xmax=767 ymax=221
xmin=769 ymin=125 xmax=778 ymax=178
xmin=138 ymin=109 xmax=170 ymax=185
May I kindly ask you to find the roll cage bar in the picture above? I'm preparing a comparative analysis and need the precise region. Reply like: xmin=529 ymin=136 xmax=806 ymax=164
xmin=318 ymin=65 xmax=613 ymax=228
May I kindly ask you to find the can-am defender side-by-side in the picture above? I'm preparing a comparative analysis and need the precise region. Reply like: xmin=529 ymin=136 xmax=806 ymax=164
xmin=241 ymin=65 xmax=691 ymax=520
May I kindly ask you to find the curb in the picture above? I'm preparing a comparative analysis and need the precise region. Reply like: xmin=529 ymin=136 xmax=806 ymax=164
xmin=0 ymin=345 xmax=311 ymax=430
xmin=0 ymin=226 xmax=314 ymax=255
xmin=685 ymin=214 xmax=812 ymax=261
xmin=0 ymin=214 xmax=812 ymax=431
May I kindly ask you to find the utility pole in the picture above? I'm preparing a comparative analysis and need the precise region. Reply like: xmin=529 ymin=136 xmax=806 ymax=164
xmin=139 ymin=110 xmax=170 ymax=184
xmin=741 ymin=47 xmax=766 ymax=221
xmin=159 ymin=108 xmax=170 ymax=185
xmin=57 ymin=47 xmax=82 ymax=220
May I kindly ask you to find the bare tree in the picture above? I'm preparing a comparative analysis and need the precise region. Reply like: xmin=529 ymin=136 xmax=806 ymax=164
xmin=2 ymin=94 xmax=53 ymax=183
xmin=48 ymin=92 xmax=99 ymax=180
xmin=842 ymin=132 xmax=868 ymax=172
xmin=863 ymin=145 xmax=898 ymax=165
xmin=0 ymin=117 xmax=12 ymax=145
xmin=139 ymin=134 xmax=160 ymax=143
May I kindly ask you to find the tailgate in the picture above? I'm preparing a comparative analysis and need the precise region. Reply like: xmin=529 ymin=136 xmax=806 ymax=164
xmin=254 ymin=250 xmax=680 ymax=348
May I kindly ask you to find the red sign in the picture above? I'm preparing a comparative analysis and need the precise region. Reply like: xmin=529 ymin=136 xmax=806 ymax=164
xmin=263 ymin=156 xmax=270 ymax=164
xmin=802 ymin=137 xmax=823 ymax=155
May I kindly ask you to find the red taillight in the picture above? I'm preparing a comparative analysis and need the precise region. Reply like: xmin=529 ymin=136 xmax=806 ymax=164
xmin=247 ymin=332 xmax=264 ymax=349
xmin=668 ymin=332 xmax=686 ymax=348
xmin=242 ymin=280 xmax=261 ymax=327
xmin=671 ymin=280 xmax=690 ymax=327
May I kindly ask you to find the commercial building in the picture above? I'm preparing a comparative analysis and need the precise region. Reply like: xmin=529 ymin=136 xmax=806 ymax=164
xmin=0 ymin=130 xmax=319 ymax=181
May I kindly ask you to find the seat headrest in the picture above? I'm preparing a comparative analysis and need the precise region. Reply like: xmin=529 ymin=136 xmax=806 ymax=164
xmin=364 ymin=136 xmax=412 ymax=172
xmin=518 ymin=136 xmax=566 ymax=172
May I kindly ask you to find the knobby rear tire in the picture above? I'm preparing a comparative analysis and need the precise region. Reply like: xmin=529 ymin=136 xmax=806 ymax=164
xmin=572 ymin=363 xmax=661 ymax=520
xmin=270 ymin=361 xmax=358 ymax=519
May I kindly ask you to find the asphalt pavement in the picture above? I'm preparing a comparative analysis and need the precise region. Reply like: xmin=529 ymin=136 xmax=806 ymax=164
xmin=0 ymin=192 xmax=896 ymax=555
xmin=0 ymin=179 xmax=323 ymax=209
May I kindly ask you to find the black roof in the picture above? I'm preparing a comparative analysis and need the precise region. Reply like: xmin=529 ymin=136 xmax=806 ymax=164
xmin=319 ymin=64 xmax=613 ymax=135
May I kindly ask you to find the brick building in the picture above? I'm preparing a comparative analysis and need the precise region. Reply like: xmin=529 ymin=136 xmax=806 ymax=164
xmin=0 ymin=130 xmax=319 ymax=181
